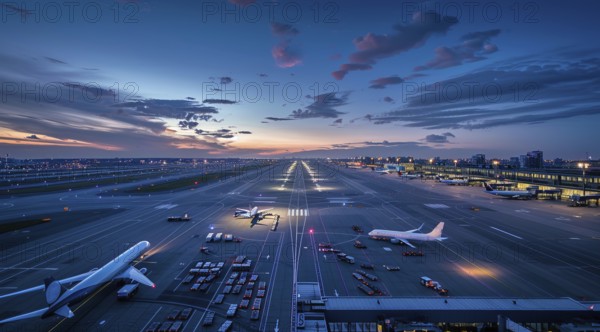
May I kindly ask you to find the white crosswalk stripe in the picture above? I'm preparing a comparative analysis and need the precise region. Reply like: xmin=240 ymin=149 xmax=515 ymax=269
xmin=287 ymin=209 xmax=309 ymax=216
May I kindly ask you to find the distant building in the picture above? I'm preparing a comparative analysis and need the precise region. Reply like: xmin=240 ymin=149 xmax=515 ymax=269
xmin=471 ymin=154 xmax=486 ymax=166
xmin=526 ymin=150 xmax=544 ymax=169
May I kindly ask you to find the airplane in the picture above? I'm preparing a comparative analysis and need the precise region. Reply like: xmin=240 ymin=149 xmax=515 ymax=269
xmin=439 ymin=178 xmax=469 ymax=185
xmin=0 ymin=241 xmax=155 ymax=324
xmin=368 ymin=222 xmax=446 ymax=248
xmin=483 ymin=182 xmax=536 ymax=199
xmin=234 ymin=206 xmax=274 ymax=221
xmin=373 ymin=167 xmax=394 ymax=174
xmin=400 ymin=173 xmax=421 ymax=179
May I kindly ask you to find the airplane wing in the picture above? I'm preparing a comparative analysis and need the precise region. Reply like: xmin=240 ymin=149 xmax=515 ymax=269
xmin=397 ymin=239 xmax=416 ymax=248
xmin=235 ymin=208 xmax=250 ymax=213
xmin=0 ymin=307 xmax=48 ymax=324
xmin=114 ymin=266 xmax=155 ymax=287
xmin=0 ymin=270 xmax=95 ymax=300
xmin=257 ymin=208 xmax=273 ymax=214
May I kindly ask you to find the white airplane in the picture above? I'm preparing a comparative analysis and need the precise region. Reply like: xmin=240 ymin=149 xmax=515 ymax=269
xmin=373 ymin=167 xmax=393 ymax=174
xmin=368 ymin=222 xmax=446 ymax=248
xmin=483 ymin=182 xmax=536 ymax=199
xmin=439 ymin=178 xmax=469 ymax=185
xmin=234 ymin=206 xmax=274 ymax=221
xmin=400 ymin=173 xmax=421 ymax=179
xmin=0 ymin=241 xmax=155 ymax=324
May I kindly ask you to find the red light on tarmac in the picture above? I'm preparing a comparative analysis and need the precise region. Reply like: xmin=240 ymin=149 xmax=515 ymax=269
xmin=309 ymin=229 xmax=314 ymax=234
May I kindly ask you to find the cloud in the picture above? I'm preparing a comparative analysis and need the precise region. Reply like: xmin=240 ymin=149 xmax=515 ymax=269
xmin=237 ymin=131 xmax=252 ymax=134
xmin=369 ymin=76 xmax=404 ymax=89
xmin=265 ymin=116 xmax=295 ymax=121
xmin=332 ymin=63 xmax=372 ymax=80
xmin=258 ymin=73 xmax=268 ymax=77
xmin=26 ymin=134 xmax=40 ymax=139
xmin=220 ymin=76 xmax=233 ymax=84
xmin=271 ymin=22 xmax=299 ymax=37
xmin=290 ymin=92 xmax=349 ymax=119
xmin=332 ymin=11 xmax=458 ymax=79
xmin=44 ymin=57 xmax=67 ymax=65
xmin=383 ymin=96 xmax=394 ymax=103
xmin=330 ymin=118 xmax=343 ymax=126
xmin=272 ymin=41 xmax=302 ymax=68
xmin=202 ymin=99 xmax=237 ymax=104
xmin=414 ymin=29 xmax=501 ymax=71
xmin=270 ymin=22 xmax=301 ymax=68
xmin=424 ymin=132 xmax=455 ymax=143
xmin=366 ymin=53 xmax=600 ymax=130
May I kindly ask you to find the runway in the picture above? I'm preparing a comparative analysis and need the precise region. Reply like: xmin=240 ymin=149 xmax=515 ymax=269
xmin=0 ymin=160 xmax=599 ymax=331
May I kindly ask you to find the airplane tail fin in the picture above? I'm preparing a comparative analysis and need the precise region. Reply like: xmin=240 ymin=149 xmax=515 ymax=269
xmin=427 ymin=222 xmax=445 ymax=238
xmin=483 ymin=182 xmax=494 ymax=191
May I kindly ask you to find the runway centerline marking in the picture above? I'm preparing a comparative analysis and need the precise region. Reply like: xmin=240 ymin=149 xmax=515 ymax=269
xmin=490 ymin=226 xmax=523 ymax=240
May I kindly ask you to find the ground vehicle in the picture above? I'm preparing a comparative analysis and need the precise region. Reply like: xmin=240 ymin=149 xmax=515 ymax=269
xmin=420 ymin=276 xmax=448 ymax=295
xmin=179 ymin=308 xmax=193 ymax=320
xmin=158 ymin=321 xmax=172 ymax=332
xmin=340 ymin=255 xmax=355 ymax=264
xmin=202 ymin=311 xmax=215 ymax=326
xmin=232 ymin=285 xmax=242 ymax=294
xmin=117 ymin=283 xmax=139 ymax=300
xmin=352 ymin=225 xmax=363 ymax=233
xmin=145 ymin=321 xmax=161 ymax=332
xmin=167 ymin=214 xmax=190 ymax=222
xmin=352 ymin=273 xmax=364 ymax=281
xmin=357 ymin=284 xmax=374 ymax=295
xmin=271 ymin=218 xmax=279 ymax=231
xmin=168 ymin=320 xmax=182 ymax=332
xmin=249 ymin=274 xmax=259 ymax=282
xmin=354 ymin=240 xmax=367 ymax=248
xmin=243 ymin=289 xmax=253 ymax=299
xmin=182 ymin=275 xmax=193 ymax=284
xmin=218 ymin=320 xmax=232 ymax=331
xmin=190 ymin=283 xmax=201 ymax=291
xmin=257 ymin=289 xmax=265 ymax=298
xmin=384 ymin=265 xmax=400 ymax=271
xmin=214 ymin=233 xmax=223 ymax=241
xmin=226 ymin=304 xmax=237 ymax=317
xmin=214 ymin=294 xmax=224 ymax=304
xmin=224 ymin=234 xmax=233 ymax=241
xmin=258 ymin=281 xmax=266 ymax=290
xmin=200 ymin=246 xmax=209 ymax=253
xmin=167 ymin=309 xmax=180 ymax=320
xmin=252 ymin=298 xmax=262 ymax=310
xmin=402 ymin=250 xmax=424 ymax=256
xmin=206 ymin=233 xmax=214 ymax=242
xmin=360 ymin=263 xmax=374 ymax=269
xmin=222 ymin=285 xmax=232 ymax=294
xmin=250 ymin=309 xmax=260 ymax=320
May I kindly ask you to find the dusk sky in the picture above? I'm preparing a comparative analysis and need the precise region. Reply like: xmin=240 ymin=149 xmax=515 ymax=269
xmin=1 ymin=0 xmax=599 ymax=160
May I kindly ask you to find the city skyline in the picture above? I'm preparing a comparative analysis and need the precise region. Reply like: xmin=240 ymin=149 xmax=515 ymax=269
xmin=1 ymin=0 xmax=599 ymax=160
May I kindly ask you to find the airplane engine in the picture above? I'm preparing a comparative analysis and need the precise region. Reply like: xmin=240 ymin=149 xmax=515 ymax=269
xmin=44 ymin=279 xmax=65 ymax=304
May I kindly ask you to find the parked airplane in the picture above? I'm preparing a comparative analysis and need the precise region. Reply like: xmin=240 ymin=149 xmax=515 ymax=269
xmin=400 ymin=173 xmax=421 ymax=179
xmin=0 ymin=241 xmax=155 ymax=324
xmin=483 ymin=182 xmax=536 ymax=199
xmin=368 ymin=222 xmax=446 ymax=248
xmin=373 ymin=167 xmax=393 ymax=174
xmin=234 ymin=206 xmax=273 ymax=221
xmin=439 ymin=178 xmax=469 ymax=185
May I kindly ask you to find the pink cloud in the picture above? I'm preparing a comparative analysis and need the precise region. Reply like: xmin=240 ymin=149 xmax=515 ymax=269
xmin=272 ymin=42 xmax=301 ymax=68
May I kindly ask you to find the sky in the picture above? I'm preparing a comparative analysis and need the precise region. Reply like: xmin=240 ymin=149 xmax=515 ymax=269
xmin=0 ymin=0 xmax=599 ymax=160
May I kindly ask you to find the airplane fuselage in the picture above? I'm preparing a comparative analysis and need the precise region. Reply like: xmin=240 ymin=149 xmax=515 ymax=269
xmin=42 ymin=241 xmax=151 ymax=318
